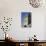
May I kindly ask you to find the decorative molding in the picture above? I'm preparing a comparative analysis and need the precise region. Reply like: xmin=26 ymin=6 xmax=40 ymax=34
xmin=29 ymin=0 xmax=44 ymax=8
xmin=0 ymin=17 xmax=12 ymax=33
xmin=0 ymin=17 xmax=13 ymax=39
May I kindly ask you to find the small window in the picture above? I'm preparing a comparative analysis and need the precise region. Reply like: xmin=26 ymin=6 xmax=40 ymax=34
xmin=21 ymin=12 xmax=32 ymax=28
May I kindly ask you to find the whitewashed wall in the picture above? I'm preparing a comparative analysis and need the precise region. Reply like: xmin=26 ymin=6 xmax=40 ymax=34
xmin=0 ymin=0 xmax=46 ymax=40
